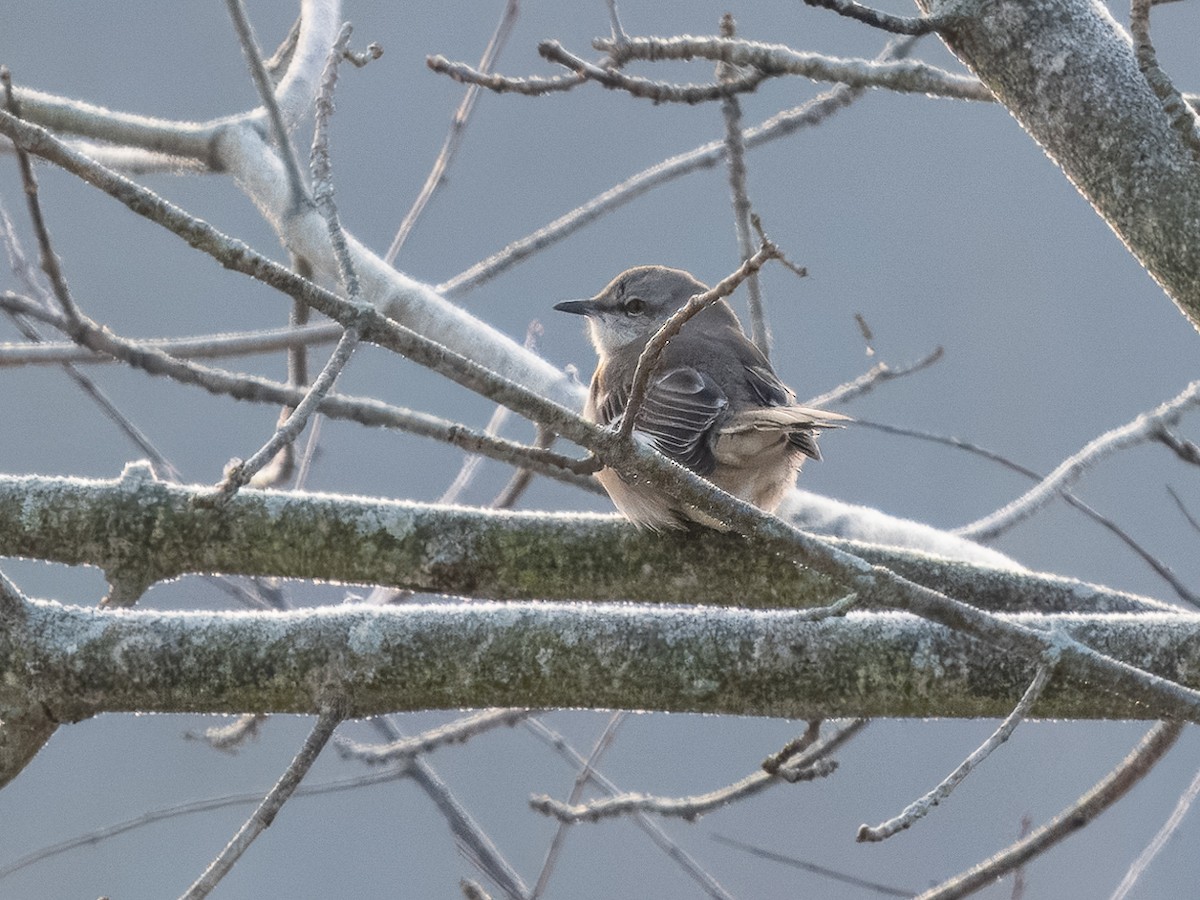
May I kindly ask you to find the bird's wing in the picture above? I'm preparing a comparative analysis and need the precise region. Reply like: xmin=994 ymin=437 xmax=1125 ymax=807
xmin=742 ymin=361 xmax=794 ymax=407
xmin=590 ymin=367 xmax=727 ymax=473
xmin=635 ymin=367 xmax=728 ymax=475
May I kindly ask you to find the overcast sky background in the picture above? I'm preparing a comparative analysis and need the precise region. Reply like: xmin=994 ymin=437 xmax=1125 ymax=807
xmin=2 ymin=1 xmax=1200 ymax=897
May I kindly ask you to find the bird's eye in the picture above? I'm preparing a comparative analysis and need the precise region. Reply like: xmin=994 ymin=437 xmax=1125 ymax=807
xmin=623 ymin=298 xmax=646 ymax=316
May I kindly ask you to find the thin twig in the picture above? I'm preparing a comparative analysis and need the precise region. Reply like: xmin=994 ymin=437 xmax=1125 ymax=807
xmin=362 ymin=715 xmax=531 ymax=900
xmin=710 ymin=834 xmax=914 ymax=897
xmin=761 ymin=720 xmax=822 ymax=774
xmin=388 ymin=0 xmax=520 ymax=264
xmin=185 ymin=714 xmax=268 ymax=754
xmin=802 ymin=0 xmax=948 ymax=35
xmin=858 ymin=661 xmax=1055 ymax=842
xmin=540 ymin=39 xmax=769 ymax=103
xmin=858 ymin=418 xmax=1200 ymax=608
xmin=956 ymin=381 xmax=1200 ymax=540
xmin=215 ymin=326 xmax=361 ymax=498
xmin=619 ymin=242 xmax=780 ymax=439
xmin=0 ymin=68 xmax=82 ymax=324
xmin=531 ymin=719 xmax=866 ymax=823
xmin=1110 ymin=759 xmax=1200 ymax=899
xmin=524 ymin=717 xmax=737 ymax=900
xmin=0 ymin=770 xmax=405 ymax=882
xmin=1167 ymin=485 xmax=1200 ymax=535
xmin=439 ymin=38 xmax=921 ymax=297
xmin=0 ymin=319 xmax=342 ymax=367
xmin=311 ymin=22 xmax=361 ymax=300
xmin=180 ymin=704 xmax=343 ymax=900
xmin=917 ymin=720 xmax=1185 ymax=900
xmin=426 ymin=54 xmax=586 ymax=95
xmin=595 ymin=35 xmax=991 ymax=101
xmin=281 ymin=253 xmax=317 ymax=490
xmin=717 ymin=14 xmax=769 ymax=356
xmin=805 ymin=346 xmax=943 ymax=407
xmin=224 ymin=0 xmax=308 ymax=208
xmin=532 ymin=712 xmax=627 ymax=899
xmin=336 ymin=709 xmax=531 ymax=765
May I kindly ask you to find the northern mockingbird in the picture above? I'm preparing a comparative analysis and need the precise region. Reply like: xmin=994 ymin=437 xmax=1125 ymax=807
xmin=555 ymin=265 xmax=845 ymax=529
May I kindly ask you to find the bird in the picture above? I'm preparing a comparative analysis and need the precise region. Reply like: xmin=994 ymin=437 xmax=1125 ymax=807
xmin=554 ymin=264 xmax=846 ymax=529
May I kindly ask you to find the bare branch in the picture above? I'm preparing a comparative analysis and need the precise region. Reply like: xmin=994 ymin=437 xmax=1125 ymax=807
xmin=1129 ymin=0 xmax=1200 ymax=162
xmin=803 ymin=0 xmax=948 ymax=35
xmin=336 ymin=709 xmax=531 ymax=765
xmin=540 ymin=39 xmax=769 ymax=103
xmin=1 ymin=471 xmax=1177 ymax=615
xmin=180 ymin=703 xmax=344 ymax=899
xmin=440 ymin=37 xmax=919 ymax=298
xmin=956 ymin=381 xmax=1200 ymax=540
xmin=427 ymin=53 xmax=586 ymax=95
xmin=1 ymin=67 xmax=83 ymax=323
xmin=717 ymin=14 xmax=770 ymax=356
xmin=524 ymin=717 xmax=736 ymax=899
xmin=917 ymin=720 xmax=1185 ymax=900
xmin=1110 ymin=760 xmax=1200 ymax=899
xmin=389 ymin=0 xmax=520 ymax=263
xmin=860 ymin=418 xmax=1200 ymax=608
xmin=531 ymin=712 xmax=628 ymax=898
xmin=710 ymin=833 xmax=914 ymax=897
xmin=805 ymin=346 xmax=944 ymax=407
xmin=214 ymin=326 xmax=361 ymax=499
xmin=0 ymin=320 xmax=342 ymax=367
xmin=858 ymin=661 xmax=1054 ymax=842
xmin=530 ymin=719 xmax=866 ymax=823
xmin=595 ymin=35 xmax=992 ymax=100
xmin=310 ymin=22 xmax=361 ymax=300
xmin=0 ymin=769 xmax=402 ymax=882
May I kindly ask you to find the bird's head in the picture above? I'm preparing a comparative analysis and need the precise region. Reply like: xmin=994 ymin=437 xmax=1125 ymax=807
xmin=554 ymin=265 xmax=708 ymax=359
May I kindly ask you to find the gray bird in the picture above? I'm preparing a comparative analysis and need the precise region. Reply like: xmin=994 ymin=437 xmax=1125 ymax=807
xmin=555 ymin=265 xmax=846 ymax=529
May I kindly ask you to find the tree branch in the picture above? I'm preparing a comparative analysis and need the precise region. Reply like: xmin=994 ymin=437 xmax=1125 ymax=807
xmin=921 ymin=0 xmax=1200 ymax=329
xmin=7 ymin=595 xmax=1200 ymax=722
xmin=0 ymin=470 xmax=1173 ymax=613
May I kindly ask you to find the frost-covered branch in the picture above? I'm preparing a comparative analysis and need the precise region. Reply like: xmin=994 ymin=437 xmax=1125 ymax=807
xmin=0 ymin=470 xmax=1173 ymax=614
xmin=922 ymin=0 xmax=1200 ymax=329
xmin=5 ymin=593 xmax=1200 ymax=722
xmin=593 ymin=35 xmax=990 ymax=100
xmin=957 ymin=380 xmax=1200 ymax=540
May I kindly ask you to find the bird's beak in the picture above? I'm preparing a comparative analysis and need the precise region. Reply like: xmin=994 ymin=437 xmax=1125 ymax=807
xmin=553 ymin=298 xmax=596 ymax=317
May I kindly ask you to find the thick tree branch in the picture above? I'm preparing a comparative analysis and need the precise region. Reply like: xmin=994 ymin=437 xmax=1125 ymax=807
xmin=922 ymin=0 xmax=1200 ymax=330
xmin=5 ymin=595 xmax=1200 ymax=722
xmin=0 ymin=470 xmax=1172 ymax=614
